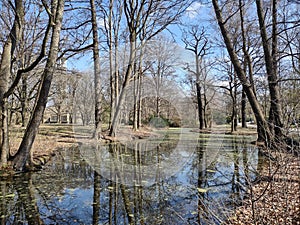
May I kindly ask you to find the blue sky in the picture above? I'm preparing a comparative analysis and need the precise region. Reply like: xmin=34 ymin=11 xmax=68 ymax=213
xmin=67 ymin=1 xmax=215 ymax=72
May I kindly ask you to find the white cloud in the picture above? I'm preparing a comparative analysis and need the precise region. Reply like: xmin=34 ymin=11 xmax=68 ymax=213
xmin=186 ymin=2 xmax=204 ymax=19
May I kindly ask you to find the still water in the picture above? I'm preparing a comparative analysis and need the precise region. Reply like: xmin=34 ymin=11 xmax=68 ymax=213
xmin=0 ymin=129 xmax=260 ymax=224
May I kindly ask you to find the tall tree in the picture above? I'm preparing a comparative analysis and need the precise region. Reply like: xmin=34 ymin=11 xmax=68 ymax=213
xmin=109 ymin=0 xmax=192 ymax=136
xmin=0 ymin=0 xmax=52 ymax=167
xmin=255 ymin=0 xmax=283 ymax=140
xmin=239 ymin=0 xmax=248 ymax=128
xmin=101 ymin=0 xmax=123 ymax=129
xmin=146 ymin=36 xmax=178 ymax=118
xmin=13 ymin=0 xmax=65 ymax=171
xmin=90 ymin=0 xmax=102 ymax=139
xmin=212 ymin=0 xmax=271 ymax=144
xmin=0 ymin=0 xmax=24 ymax=166
xmin=182 ymin=25 xmax=209 ymax=130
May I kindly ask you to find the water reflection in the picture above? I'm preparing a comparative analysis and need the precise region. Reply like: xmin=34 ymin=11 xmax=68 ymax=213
xmin=0 ymin=132 xmax=259 ymax=224
xmin=80 ymin=130 xmax=199 ymax=187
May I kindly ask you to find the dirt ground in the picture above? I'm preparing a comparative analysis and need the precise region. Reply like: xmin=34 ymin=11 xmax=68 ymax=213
xmin=9 ymin=124 xmax=156 ymax=165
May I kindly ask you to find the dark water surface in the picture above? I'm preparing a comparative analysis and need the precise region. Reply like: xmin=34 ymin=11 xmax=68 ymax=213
xmin=0 ymin=129 xmax=261 ymax=224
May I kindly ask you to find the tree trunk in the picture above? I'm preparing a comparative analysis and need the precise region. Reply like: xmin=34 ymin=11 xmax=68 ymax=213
xmin=109 ymin=38 xmax=136 ymax=137
xmin=241 ymin=90 xmax=247 ymax=128
xmin=239 ymin=0 xmax=247 ymax=129
xmin=137 ymin=66 xmax=143 ymax=129
xmin=183 ymin=28 xmax=207 ymax=130
xmin=0 ymin=0 xmax=24 ymax=167
xmin=90 ymin=0 xmax=102 ymax=140
xmin=212 ymin=0 xmax=271 ymax=144
xmin=195 ymin=53 xmax=204 ymax=130
xmin=12 ymin=0 xmax=65 ymax=171
xmin=108 ymin=0 xmax=115 ymax=130
xmin=203 ymin=93 xmax=208 ymax=128
xmin=108 ymin=0 xmax=122 ymax=130
xmin=0 ymin=100 xmax=9 ymax=166
xmin=133 ymin=43 xmax=145 ymax=130
xmin=133 ymin=73 xmax=138 ymax=130
xmin=255 ymin=0 xmax=283 ymax=140
xmin=233 ymin=72 xmax=238 ymax=131
xmin=196 ymin=82 xmax=204 ymax=129
xmin=21 ymin=76 xmax=28 ymax=127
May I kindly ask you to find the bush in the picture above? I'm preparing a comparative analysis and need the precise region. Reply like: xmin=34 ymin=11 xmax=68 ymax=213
xmin=145 ymin=115 xmax=181 ymax=128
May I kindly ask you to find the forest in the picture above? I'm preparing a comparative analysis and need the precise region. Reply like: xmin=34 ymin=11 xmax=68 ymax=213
xmin=0 ymin=0 xmax=299 ymax=224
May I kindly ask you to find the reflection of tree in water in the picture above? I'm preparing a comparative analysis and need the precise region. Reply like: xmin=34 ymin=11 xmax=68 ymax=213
xmin=0 ymin=174 xmax=44 ymax=224
xmin=85 ymin=134 xmax=188 ymax=224
xmin=87 ymin=135 xmax=259 ymax=225
xmin=34 ymin=147 xmax=94 ymax=191
xmin=0 ymin=135 xmax=261 ymax=225
xmin=179 ymin=135 xmax=260 ymax=224
xmin=109 ymin=139 xmax=179 ymax=166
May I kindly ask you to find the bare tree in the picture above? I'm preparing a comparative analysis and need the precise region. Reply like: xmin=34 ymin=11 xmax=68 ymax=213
xmin=0 ymin=0 xmax=24 ymax=166
xmin=212 ymin=0 xmax=271 ymax=144
xmin=100 ymin=0 xmax=124 ymax=129
xmin=0 ymin=0 xmax=55 ymax=167
xmin=109 ymin=0 xmax=193 ymax=136
xmin=75 ymin=72 xmax=95 ymax=126
xmin=255 ymin=0 xmax=283 ymax=141
xmin=182 ymin=25 xmax=209 ymax=130
xmin=90 ymin=0 xmax=102 ymax=139
xmin=13 ymin=0 xmax=65 ymax=171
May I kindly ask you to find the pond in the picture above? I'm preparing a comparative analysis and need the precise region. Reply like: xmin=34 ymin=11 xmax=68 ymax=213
xmin=0 ymin=129 xmax=261 ymax=225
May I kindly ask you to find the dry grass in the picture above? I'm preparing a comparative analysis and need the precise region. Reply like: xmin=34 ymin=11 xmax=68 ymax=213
xmin=9 ymin=124 xmax=156 ymax=159
xmin=9 ymin=124 xmax=77 ymax=159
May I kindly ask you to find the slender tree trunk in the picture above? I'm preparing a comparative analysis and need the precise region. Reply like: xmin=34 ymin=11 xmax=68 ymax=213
xmin=0 ymin=0 xmax=24 ymax=167
xmin=241 ymin=90 xmax=247 ymax=128
xmin=196 ymin=55 xmax=204 ymax=129
xmin=113 ymin=1 xmax=122 ymax=126
xmin=196 ymin=82 xmax=203 ymax=129
xmin=113 ymin=41 xmax=120 ymax=127
xmin=21 ymin=76 xmax=28 ymax=127
xmin=239 ymin=0 xmax=247 ymax=128
xmin=90 ymin=0 xmax=102 ymax=140
xmin=234 ymin=72 xmax=238 ymax=131
xmin=12 ymin=0 xmax=65 ymax=171
xmin=229 ymin=72 xmax=237 ymax=133
xmin=203 ymin=94 xmax=208 ymax=128
xmin=109 ymin=38 xmax=136 ymax=137
xmin=133 ymin=43 xmax=145 ymax=130
xmin=137 ymin=66 xmax=143 ymax=129
xmin=231 ymin=73 xmax=238 ymax=132
xmin=1 ymin=100 xmax=9 ymax=166
xmin=109 ymin=0 xmax=115 ymax=129
xmin=133 ymin=40 xmax=139 ymax=131
xmin=133 ymin=73 xmax=139 ymax=131
xmin=182 ymin=26 xmax=208 ymax=130
xmin=256 ymin=0 xmax=283 ymax=140
xmin=108 ymin=0 xmax=122 ymax=130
